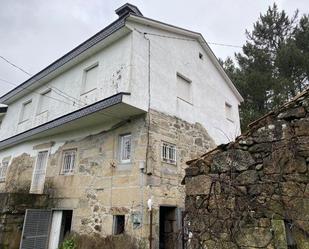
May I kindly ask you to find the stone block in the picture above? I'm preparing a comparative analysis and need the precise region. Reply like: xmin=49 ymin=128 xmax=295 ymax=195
xmin=186 ymin=175 xmax=212 ymax=195
xmin=236 ymin=170 xmax=259 ymax=185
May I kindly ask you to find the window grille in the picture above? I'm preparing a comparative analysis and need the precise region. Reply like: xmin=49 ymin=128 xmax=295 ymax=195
xmin=161 ymin=142 xmax=176 ymax=164
xmin=61 ymin=150 xmax=76 ymax=174
xmin=120 ymin=134 xmax=131 ymax=163
xmin=0 ymin=161 xmax=9 ymax=181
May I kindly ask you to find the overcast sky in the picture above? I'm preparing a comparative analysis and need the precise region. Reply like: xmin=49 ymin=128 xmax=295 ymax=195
xmin=0 ymin=0 xmax=308 ymax=97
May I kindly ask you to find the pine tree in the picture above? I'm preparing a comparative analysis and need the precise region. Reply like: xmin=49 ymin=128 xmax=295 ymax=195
xmin=223 ymin=4 xmax=309 ymax=131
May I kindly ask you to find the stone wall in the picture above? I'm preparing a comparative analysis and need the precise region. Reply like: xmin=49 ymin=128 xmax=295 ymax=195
xmin=184 ymin=89 xmax=309 ymax=249
xmin=0 ymin=109 xmax=215 ymax=248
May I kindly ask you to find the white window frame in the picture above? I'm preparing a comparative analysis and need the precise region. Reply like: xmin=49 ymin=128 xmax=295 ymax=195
xmin=37 ymin=88 xmax=51 ymax=115
xmin=61 ymin=149 xmax=77 ymax=175
xmin=81 ymin=63 xmax=99 ymax=95
xmin=30 ymin=150 xmax=49 ymax=194
xmin=0 ymin=159 xmax=9 ymax=182
xmin=119 ymin=134 xmax=132 ymax=164
xmin=19 ymin=99 xmax=32 ymax=123
xmin=161 ymin=142 xmax=177 ymax=165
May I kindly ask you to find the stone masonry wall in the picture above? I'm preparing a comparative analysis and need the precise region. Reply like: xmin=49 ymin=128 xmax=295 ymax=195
xmin=184 ymin=89 xmax=309 ymax=249
xmin=0 ymin=109 xmax=215 ymax=249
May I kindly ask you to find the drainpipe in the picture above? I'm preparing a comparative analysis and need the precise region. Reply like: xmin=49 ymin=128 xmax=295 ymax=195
xmin=143 ymin=32 xmax=151 ymax=175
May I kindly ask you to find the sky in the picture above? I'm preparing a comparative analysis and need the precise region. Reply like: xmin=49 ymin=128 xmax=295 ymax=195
xmin=0 ymin=0 xmax=308 ymax=97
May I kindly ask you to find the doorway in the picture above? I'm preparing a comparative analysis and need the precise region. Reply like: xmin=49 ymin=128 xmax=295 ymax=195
xmin=48 ymin=210 xmax=73 ymax=249
xmin=159 ymin=206 xmax=177 ymax=249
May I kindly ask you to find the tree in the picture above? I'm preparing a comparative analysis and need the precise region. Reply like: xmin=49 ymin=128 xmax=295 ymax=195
xmin=223 ymin=4 xmax=309 ymax=131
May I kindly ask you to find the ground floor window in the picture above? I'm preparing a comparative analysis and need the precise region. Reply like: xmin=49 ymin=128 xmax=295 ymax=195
xmin=113 ymin=215 xmax=125 ymax=235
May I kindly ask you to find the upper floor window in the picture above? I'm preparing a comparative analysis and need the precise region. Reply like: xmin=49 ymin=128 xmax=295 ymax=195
xmin=20 ymin=100 xmax=32 ymax=123
xmin=0 ymin=159 xmax=9 ymax=182
xmin=176 ymin=73 xmax=192 ymax=104
xmin=225 ymin=102 xmax=234 ymax=122
xmin=119 ymin=134 xmax=131 ymax=164
xmin=82 ymin=64 xmax=98 ymax=94
xmin=161 ymin=142 xmax=176 ymax=165
xmin=61 ymin=149 xmax=76 ymax=175
xmin=37 ymin=89 xmax=51 ymax=114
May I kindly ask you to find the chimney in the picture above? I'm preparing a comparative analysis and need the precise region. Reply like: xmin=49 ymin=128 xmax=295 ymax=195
xmin=115 ymin=3 xmax=143 ymax=17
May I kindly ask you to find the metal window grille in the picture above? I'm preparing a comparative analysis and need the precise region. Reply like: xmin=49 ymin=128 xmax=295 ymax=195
xmin=30 ymin=151 xmax=48 ymax=193
xmin=0 ymin=161 xmax=8 ymax=181
xmin=61 ymin=150 xmax=76 ymax=174
xmin=161 ymin=142 xmax=176 ymax=164
xmin=120 ymin=134 xmax=131 ymax=163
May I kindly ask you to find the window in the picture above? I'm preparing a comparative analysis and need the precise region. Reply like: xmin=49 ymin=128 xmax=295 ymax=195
xmin=82 ymin=64 xmax=98 ymax=94
xmin=37 ymin=89 xmax=51 ymax=114
xmin=61 ymin=150 xmax=76 ymax=175
xmin=120 ymin=134 xmax=131 ymax=163
xmin=0 ymin=160 xmax=9 ymax=182
xmin=199 ymin=52 xmax=203 ymax=60
xmin=20 ymin=100 xmax=32 ymax=122
xmin=30 ymin=150 xmax=49 ymax=193
xmin=113 ymin=215 xmax=125 ymax=235
xmin=225 ymin=102 xmax=233 ymax=122
xmin=177 ymin=73 xmax=192 ymax=104
xmin=161 ymin=142 xmax=176 ymax=164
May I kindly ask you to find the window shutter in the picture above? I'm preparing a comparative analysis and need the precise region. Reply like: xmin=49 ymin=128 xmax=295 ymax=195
xmin=20 ymin=209 xmax=52 ymax=249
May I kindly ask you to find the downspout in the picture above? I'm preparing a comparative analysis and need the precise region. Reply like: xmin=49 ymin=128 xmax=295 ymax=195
xmin=143 ymin=32 xmax=153 ymax=249
xmin=143 ymin=32 xmax=151 ymax=175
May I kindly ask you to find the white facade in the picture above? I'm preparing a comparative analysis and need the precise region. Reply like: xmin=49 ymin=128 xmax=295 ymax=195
xmin=0 ymin=7 xmax=242 ymax=148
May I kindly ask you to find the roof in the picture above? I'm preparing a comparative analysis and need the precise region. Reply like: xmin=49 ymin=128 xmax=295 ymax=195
xmin=0 ymin=93 xmax=131 ymax=150
xmin=0 ymin=3 xmax=243 ymax=104
xmin=126 ymin=14 xmax=244 ymax=102
xmin=0 ymin=4 xmax=142 ymax=104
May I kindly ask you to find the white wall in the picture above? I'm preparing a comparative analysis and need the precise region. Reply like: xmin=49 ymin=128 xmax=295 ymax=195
xmin=0 ymin=20 xmax=241 ymax=146
xmin=127 ymin=22 xmax=241 ymax=145
xmin=0 ymin=34 xmax=133 ymax=140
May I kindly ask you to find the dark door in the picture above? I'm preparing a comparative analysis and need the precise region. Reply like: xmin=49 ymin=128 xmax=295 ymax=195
xmin=20 ymin=209 xmax=51 ymax=249
xmin=159 ymin=206 xmax=177 ymax=249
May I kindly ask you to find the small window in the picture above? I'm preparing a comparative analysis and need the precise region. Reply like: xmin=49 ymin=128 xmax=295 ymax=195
xmin=120 ymin=134 xmax=131 ymax=163
xmin=113 ymin=215 xmax=125 ymax=235
xmin=82 ymin=64 xmax=98 ymax=94
xmin=20 ymin=100 xmax=32 ymax=122
xmin=37 ymin=89 xmax=51 ymax=114
xmin=161 ymin=142 xmax=176 ymax=165
xmin=225 ymin=102 xmax=233 ymax=122
xmin=0 ymin=160 xmax=9 ymax=182
xmin=199 ymin=52 xmax=203 ymax=60
xmin=177 ymin=73 xmax=192 ymax=104
xmin=61 ymin=150 xmax=76 ymax=175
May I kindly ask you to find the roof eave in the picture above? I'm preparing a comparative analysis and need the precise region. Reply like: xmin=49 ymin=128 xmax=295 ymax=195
xmin=0 ymin=16 xmax=129 ymax=105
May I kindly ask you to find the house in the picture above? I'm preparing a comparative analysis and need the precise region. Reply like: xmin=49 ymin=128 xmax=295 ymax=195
xmin=0 ymin=3 xmax=243 ymax=249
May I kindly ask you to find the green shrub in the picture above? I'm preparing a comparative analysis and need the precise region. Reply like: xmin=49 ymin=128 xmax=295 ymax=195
xmin=59 ymin=237 xmax=76 ymax=249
